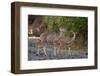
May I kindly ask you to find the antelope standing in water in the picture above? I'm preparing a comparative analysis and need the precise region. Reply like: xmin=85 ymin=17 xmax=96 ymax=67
xmin=39 ymin=27 xmax=76 ymax=57
xmin=57 ymin=29 xmax=76 ymax=56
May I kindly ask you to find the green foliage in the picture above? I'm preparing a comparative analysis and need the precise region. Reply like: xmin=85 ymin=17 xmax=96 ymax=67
xmin=43 ymin=16 xmax=88 ymax=47
xmin=44 ymin=16 xmax=87 ymax=34
xmin=44 ymin=16 xmax=59 ymax=32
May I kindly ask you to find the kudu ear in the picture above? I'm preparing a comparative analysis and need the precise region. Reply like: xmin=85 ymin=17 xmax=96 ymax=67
xmin=59 ymin=27 xmax=66 ymax=32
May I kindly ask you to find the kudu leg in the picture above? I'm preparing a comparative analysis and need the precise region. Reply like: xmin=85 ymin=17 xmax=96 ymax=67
xmin=68 ymin=47 xmax=71 ymax=55
xmin=56 ymin=47 xmax=60 ymax=55
xmin=37 ymin=47 xmax=40 ymax=55
xmin=54 ymin=47 xmax=57 ymax=56
xmin=43 ymin=46 xmax=49 ymax=59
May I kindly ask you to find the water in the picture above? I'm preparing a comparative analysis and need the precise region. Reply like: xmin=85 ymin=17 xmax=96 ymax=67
xmin=28 ymin=46 xmax=87 ymax=61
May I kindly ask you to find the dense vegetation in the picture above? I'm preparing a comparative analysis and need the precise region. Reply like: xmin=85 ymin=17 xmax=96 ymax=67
xmin=44 ymin=16 xmax=87 ymax=34
xmin=28 ymin=15 xmax=88 ymax=50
